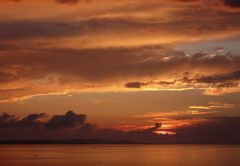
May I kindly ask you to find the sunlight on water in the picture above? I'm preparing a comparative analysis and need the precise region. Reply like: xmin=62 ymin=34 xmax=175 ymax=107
xmin=0 ymin=145 xmax=240 ymax=166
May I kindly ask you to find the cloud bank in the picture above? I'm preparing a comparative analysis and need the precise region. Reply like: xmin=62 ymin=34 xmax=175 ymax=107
xmin=0 ymin=0 xmax=239 ymax=101
xmin=0 ymin=46 xmax=240 ymax=102
xmin=1 ymin=111 xmax=240 ymax=143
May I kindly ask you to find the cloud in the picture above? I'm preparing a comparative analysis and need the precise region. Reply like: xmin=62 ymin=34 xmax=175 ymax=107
xmin=143 ymin=122 xmax=162 ymax=133
xmin=45 ymin=111 xmax=86 ymax=129
xmin=1 ymin=0 xmax=81 ymax=4
xmin=125 ymin=80 xmax=178 ymax=89
xmin=78 ymin=123 xmax=164 ymax=143
xmin=0 ymin=46 xmax=240 ymax=102
xmin=1 ymin=0 xmax=239 ymax=11
xmin=175 ymin=117 xmax=240 ymax=142
xmin=170 ymin=0 xmax=240 ymax=10
xmin=1 ymin=111 xmax=240 ymax=143
xmin=0 ymin=111 xmax=86 ymax=129
xmin=222 ymin=0 xmax=240 ymax=8
xmin=1 ymin=0 xmax=240 ymax=47
xmin=0 ymin=21 xmax=80 ymax=40
xmin=196 ymin=70 xmax=240 ymax=84
xmin=181 ymin=70 xmax=240 ymax=88
xmin=0 ymin=0 xmax=240 ymax=101
xmin=0 ymin=111 xmax=164 ymax=142
xmin=125 ymin=82 xmax=146 ymax=89
xmin=55 ymin=0 xmax=79 ymax=4
xmin=0 ymin=112 xmax=46 ymax=128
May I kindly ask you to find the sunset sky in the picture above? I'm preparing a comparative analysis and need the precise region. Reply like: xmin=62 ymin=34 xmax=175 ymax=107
xmin=0 ymin=0 xmax=240 ymax=142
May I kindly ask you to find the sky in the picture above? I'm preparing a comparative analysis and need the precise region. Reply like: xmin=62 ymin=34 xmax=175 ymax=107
xmin=0 ymin=0 xmax=240 ymax=143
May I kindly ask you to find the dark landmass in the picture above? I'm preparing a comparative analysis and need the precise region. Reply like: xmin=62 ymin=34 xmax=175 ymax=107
xmin=0 ymin=139 xmax=143 ymax=144
xmin=1 ymin=139 xmax=240 ymax=144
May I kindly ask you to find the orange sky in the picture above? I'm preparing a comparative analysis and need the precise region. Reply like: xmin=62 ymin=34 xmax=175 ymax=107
xmin=0 ymin=0 xmax=240 ymax=139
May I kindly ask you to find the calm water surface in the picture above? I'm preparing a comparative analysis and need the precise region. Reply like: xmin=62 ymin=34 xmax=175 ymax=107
xmin=0 ymin=145 xmax=240 ymax=166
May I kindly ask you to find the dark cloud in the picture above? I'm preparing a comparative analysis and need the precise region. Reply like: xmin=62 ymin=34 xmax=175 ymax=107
xmin=1 ymin=111 xmax=240 ymax=143
xmin=0 ymin=112 xmax=46 ymax=128
xmin=223 ymin=0 xmax=240 ymax=8
xmin=158 ymin=80 xmax=177 ymax=85
xmin=182 ymin=70 xmax=240 ymax=88
xmin=197 ymin=70 xmax=240 ymax=83
xmin=0 ymin=21 xmax=79 ymax=40
xmin=16 ymin=113 xmax=47 ymax=128
xmin=0 ymin=111 xmax=163 ymax=142
xmin=0 ymin=111 xmax=85 ymax=129
xmin=55 ymin=0 xmax=79 ymax=3
xmin=75 ymin=122 xmax=163 ymax=143
xmin=143 ymin=123 xmax=162 ymax=133
xmin=125 ymin=82 xmax=145 ymax=89
xmin=0 ymin=113 xmax=17 ymax=128
xmin=0 ymin=18 xmax=159 ymax=41
xmin=1 ymin=0 xmax=240 ymax=10
xmin=0 ymin=10 xmax=240 ymax=42
xmin=125 ymin=80 xmax=177 ymax=89
xmin=174 ymin=117 xmax=240 ymax=143
xmin=45 ymin=111 xmax=86 ymax=129
xmin=1 ymin=0 xmax=82 ymax=4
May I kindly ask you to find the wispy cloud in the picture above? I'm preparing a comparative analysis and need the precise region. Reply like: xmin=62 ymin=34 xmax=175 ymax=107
xmin=0 ymin=46 xmax=239 ymax=102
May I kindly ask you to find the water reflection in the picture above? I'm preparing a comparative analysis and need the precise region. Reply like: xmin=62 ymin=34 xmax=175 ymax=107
xmin=0 ymin=145 xmax=240 ymax=166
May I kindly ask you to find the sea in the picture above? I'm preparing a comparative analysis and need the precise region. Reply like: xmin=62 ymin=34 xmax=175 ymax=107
xmin=0 ymin=144 xmax=240 ymax=166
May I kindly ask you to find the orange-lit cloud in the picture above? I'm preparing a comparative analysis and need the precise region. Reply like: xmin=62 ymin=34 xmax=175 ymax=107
xmin=132 ymin=100 xmax=238 ymax=131
xmin=0 ymin=0 xmax=239 ymax=126
xmin=0 ymin=0 xmax=240 ymax=47
xmin=190 ymin=102 xmax=235 ymax=110
xmin=0 ymin=46 xmax=240 ymax=102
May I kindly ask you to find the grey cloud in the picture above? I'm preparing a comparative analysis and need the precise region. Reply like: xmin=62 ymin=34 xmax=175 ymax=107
xmin=0 ymin=112 xmax=46 ymax=128
xmin=76 ymin=122 xmax=163 ymax=143
xmin=1 ymin=111 xmax=240 ymax=143
xmin=125 ymin=82 xmax=145 ymax=89
xmin=143 ymin=122 xmax=162 ymax=133
xmin=0 ymin=11 xmax=240 ymax=42
xmin=196 ymin=70 xmax=240 ymax=84
xmin=0 ymin=111 xmax=86 ymax=129
xmin=55 ymin=0 xmax=79 ymax=3
xmin=1 ymin=47 xmax=239 ymax=83
xmin=0 ymin=111 xmax=163 ymax=143
xmin=0 ymin=21 xmax=80 ymax=40
xmin=1 ymin=46 xmax=240 ymax=100
xmin=1 ymin=0 xmax=82 ymax=4
xmin=223 ymin=0 xmax=240 ymax=8
xmin=125 ymin=80 xmax=177 ymax=89
xmin=0 ymin=18 xmax=149 ymax=41
xmin=175 ymin=117 xmax=240 ymax=142
xmin=181 ymin=70 xmax=240 ymax=88
xmin=45 ymin=111 xmax=86 ymax=129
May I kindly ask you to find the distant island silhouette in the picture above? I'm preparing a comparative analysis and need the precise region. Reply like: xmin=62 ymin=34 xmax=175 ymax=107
xmin=1 ymin=139 xmax=240 ymax=144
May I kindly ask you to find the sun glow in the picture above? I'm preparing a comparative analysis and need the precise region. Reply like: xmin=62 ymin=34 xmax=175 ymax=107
xmin=154 ymin=130 xmax=176 ymax=135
